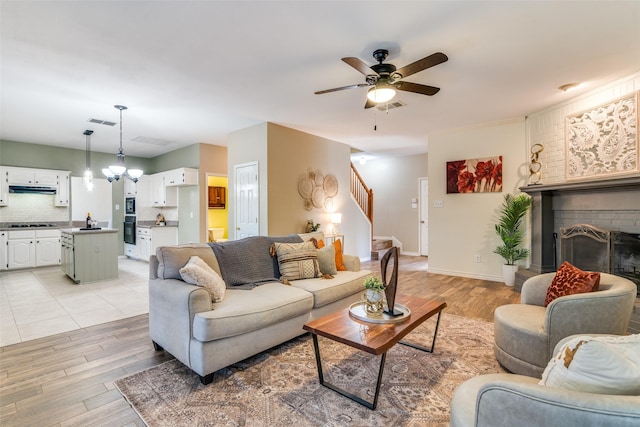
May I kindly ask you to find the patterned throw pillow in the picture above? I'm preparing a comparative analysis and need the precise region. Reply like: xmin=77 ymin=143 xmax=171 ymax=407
xmin=273 ymin=241 xmax=320 ymax=281
xmin=334 ymin=239 xmax=347 ymax=271
xmin=544 ymin=261 xmax=600 ymax=307
xmin=179 ymin=256 xmax=226 ymax=302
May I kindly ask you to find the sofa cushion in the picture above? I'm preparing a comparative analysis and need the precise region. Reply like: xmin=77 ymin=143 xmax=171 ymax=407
xmin=192 ymin=282 xmax=314 ymax=342
xmin=289 ymin=270 xmax=370 ymax=308
xmin=273 ymin=241 xmax=321 ymax=281
xmin=544 ymin=261 xmax=600 ymax=307
xmin=539 ymin=334 xmax=640 ymax=395
xmin=179 ymin=256 xmax=226 ymax=302
xmin=156 ymin=244 xmax=221 ymax=280
xmin=316 ymin=244 xmax=337 ymax=275
xmin=209 ymin=235 xmax=302 ymax=289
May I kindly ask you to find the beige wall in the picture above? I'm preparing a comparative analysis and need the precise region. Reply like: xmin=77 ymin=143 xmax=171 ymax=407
xmin=227 ymin=122 xmax=371 ymax=259
xmin=356 ymin=153 xmax=428 ymax=254
xmin=198 ymin=144 xmax=228 ymax=243
xmin=428 ymin=119 xmax=527 ymax=281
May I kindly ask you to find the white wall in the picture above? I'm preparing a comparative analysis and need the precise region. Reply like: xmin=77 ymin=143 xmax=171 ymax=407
xmin=527 ymin=72 xmax=640 ymax=184
xmin=428 ymin=119 xmax=527 ymax=281
xmin=356 ymin=153 xmax=428 ymax=254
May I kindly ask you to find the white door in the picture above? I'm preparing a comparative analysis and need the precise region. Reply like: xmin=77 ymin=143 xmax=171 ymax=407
xmin=234 ymin=162 xmax=259 ymax=239
xmin=420 ymin=178 xmax=428 ymax=256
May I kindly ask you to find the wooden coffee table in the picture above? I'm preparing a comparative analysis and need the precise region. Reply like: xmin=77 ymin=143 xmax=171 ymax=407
xmin=303 ymin=294 xmax=447 ymax=409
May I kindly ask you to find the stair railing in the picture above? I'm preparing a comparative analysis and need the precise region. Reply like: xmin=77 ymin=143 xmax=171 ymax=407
xmin=350 ymin=162 xmax=373 ymax=234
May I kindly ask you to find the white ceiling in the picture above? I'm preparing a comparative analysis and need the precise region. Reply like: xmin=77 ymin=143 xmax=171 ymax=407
xmin=1 ymin=1 xmax=639 ymax=159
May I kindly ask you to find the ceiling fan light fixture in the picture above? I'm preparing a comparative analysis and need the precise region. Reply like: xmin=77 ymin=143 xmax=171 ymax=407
xmin=559 ymin=82 xmax=581 ymax=92
xmin=367 ymin=85 xmax=396 ymax=103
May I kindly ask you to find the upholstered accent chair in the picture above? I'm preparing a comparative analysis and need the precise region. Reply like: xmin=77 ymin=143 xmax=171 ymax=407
xmin=493 ymin=272 xmax=636 ymax=378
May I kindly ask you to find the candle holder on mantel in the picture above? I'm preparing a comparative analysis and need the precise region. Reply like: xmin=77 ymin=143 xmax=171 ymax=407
xmin=528 ymin=143 xmax=544 ymax=185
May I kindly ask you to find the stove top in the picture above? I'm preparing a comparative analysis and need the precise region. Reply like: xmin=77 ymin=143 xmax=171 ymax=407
xmin=9 ymin=223 xmax=58 ymax=228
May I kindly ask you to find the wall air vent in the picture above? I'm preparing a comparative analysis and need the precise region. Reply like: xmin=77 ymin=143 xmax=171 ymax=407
xmin=376 ymin=101 xmax=406 ymax=111
xmin=87 ymin=118 xmax=117 ymax=126
xmin=132 ymin=136 xmax=175 ymax=146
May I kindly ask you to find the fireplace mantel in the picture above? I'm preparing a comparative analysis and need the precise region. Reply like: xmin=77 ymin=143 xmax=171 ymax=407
xmin=520 ymin=175 xmax=640 ymax=195
xmin=518 ymin=175 xmax=640 ymax=274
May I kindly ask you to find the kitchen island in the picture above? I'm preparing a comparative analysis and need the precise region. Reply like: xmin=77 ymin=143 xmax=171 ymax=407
xmin=60 ymin=228 xmax=119 ymax=284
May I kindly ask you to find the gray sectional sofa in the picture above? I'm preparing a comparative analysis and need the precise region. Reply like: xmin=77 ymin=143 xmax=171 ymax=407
xmin=148 ymin=233 xmax=372 ymax=384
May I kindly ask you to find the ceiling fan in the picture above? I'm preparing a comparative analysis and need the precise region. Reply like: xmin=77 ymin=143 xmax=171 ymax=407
xmin=315 ymin=48 xmax=448 ymax=109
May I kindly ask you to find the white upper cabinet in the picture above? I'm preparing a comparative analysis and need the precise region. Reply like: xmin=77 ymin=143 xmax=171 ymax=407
xmin=55 ymin=172 xmax=70 ymax=206
xmin=0 ymin=167 xmax=8 ymax=206
xmin=164 ymin=168 xmax=199 ymax=186
xmin=2 ymin=167 xmax=70 ymax=207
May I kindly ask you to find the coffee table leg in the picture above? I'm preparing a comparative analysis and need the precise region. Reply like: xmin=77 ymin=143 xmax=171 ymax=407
xmin=310 ymin=333 xmax=386 ymax=410
xmin=399 ymin=310 xmax=442 ymax=353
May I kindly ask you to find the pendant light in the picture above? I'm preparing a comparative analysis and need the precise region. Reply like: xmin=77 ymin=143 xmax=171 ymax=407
xmin=83 ymin=129 xmax=94 ymax=191
xmin=102 ymin=105 xmax=143 ymax=182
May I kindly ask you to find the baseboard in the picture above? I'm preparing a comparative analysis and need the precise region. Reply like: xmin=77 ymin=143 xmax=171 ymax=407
xmin=427 ymin=268 xmax=503 ymax=283
xmin=401 ymin=251 xmax=419 ymax=256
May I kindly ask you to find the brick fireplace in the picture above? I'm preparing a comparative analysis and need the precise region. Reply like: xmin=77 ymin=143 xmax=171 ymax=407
xmin=518 ymin=176 xmax=640 ymax=333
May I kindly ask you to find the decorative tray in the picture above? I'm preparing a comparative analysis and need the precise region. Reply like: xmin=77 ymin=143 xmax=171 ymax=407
xmin=348 ymin=302 xmax=411 ymax=324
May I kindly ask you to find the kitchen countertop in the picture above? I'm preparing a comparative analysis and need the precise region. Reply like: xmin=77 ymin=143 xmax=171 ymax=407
xmin=136 ymin=224 xmax=178 ymax=229
xmin=60 ymin=227 xmax=119 ymax=235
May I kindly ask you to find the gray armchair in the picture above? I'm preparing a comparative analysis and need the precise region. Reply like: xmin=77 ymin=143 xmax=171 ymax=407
xmin=493 ymin=272 xmax=636 ymax=378
xmin=450 ymin=334 xmax=640 ymax=427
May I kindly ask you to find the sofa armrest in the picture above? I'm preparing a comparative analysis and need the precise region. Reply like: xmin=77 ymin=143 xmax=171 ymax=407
xmin=451 ymin=373 xmax=640 ymax=427
xmin=148 ymin=278 xmax=212 ymax=367
xmin=521 ymin=273 xmax=554 ymax=306
xmin=342 ymin=254 xmax=360 ymax=272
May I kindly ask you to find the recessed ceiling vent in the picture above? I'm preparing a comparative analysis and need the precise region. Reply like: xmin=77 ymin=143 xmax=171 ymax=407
xmin=87 ymin=118 xmax=117 ymax=126
xmin=376 ymin=101 xmax=406 ymax=111
xmin=132 ymin=136 xmax=175 ymax=146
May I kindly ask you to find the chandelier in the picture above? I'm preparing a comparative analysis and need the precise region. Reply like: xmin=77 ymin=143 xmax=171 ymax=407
xmin=102 ymin=105 xmax=143 ymax=182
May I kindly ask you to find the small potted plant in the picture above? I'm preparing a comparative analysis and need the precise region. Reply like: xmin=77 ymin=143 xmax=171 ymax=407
xmin=493 ymin=193 xmax=532 ymax=286
xmin=363 ymin=276 xmax=385 ymax=314
xmin=305 ymin=220 xmax=321 ymax=233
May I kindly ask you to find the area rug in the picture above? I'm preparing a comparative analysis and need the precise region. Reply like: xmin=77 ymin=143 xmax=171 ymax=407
xmin=116 ymin=313 xmax=504 ymax=426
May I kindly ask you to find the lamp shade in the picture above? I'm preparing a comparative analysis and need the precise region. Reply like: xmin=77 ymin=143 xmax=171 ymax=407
xmin=367 ymin=85 xmax=396 ymax=103
xmin=331 ymin=213 xmax=342 ymax=224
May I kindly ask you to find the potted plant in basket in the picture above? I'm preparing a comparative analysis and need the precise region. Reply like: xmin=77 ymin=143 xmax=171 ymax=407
xmin=363 ymin=276 xmax=385 ymax=314
xmin=493 ymin=193 xmax=532 ymax=286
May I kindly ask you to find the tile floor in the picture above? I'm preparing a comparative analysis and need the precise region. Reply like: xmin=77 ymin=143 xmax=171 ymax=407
xmin=0 ymin=257 xmax=150 ymax=346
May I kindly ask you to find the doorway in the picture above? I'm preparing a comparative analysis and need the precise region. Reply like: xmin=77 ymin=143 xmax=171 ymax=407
xmin=206 ymin=174 xmax=229 ymax=242
xmin=419 ymin=178 xmax=428 ymax=256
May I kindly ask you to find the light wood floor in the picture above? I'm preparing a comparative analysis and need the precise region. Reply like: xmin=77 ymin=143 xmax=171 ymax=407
xmin=0 ymin=255 xmax=520 ymax=427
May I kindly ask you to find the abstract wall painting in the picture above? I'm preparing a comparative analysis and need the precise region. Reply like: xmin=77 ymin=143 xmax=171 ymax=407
xmin=565 ymin=91 xmax=638 ymax=180
xmin=446 ymin=156 xmax=503 ymax=194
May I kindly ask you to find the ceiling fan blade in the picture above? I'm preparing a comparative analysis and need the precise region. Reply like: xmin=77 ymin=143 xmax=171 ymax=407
xmin=394 ymin=52 xmax=448 ymax=79
xmin=342 ymin=57 xmax=379 ymax=76
xmin=395 ymin=81 xmax=440 ymax=96
xmin=315 ymin=83 xmax=369 ymax=95
xmin=364 ymin=98 xmax=377 ymax=109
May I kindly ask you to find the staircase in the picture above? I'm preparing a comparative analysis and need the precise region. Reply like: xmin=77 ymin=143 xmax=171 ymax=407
xmin=371 ymin=238 xmax=393 ymax=260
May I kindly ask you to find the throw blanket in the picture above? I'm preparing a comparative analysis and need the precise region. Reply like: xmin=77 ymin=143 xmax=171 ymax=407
xmin=209 ymin=235 xmax=302 ymax=289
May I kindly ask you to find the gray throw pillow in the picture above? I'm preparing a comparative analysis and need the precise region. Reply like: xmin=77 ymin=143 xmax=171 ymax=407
xmin=316 ymin=244 xmax=337 ymax=275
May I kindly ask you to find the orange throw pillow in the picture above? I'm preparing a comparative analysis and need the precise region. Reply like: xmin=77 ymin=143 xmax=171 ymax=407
xmin=544 ymin=261 xmax=600 ymax=307
xmin=334 ymin=239 xmax=347 ymax=271
xmin=317 ymin=239 xmax=325 ymax=249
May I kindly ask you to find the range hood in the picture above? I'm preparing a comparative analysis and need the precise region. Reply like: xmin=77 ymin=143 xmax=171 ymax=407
xmin=9 ymin=185 xmax=57 ymax=195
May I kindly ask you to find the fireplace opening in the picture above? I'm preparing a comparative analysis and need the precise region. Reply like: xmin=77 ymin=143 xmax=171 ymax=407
xmin=560 ymin=224 xmax=640 ymax=295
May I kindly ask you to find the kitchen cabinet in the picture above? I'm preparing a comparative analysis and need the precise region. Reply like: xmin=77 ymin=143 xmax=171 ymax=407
xmin=208 ymin=186 xmax=226 ymax=208
xmin=0 ymin=167 xmax=8 ymax=206
xmin=151 ymin=173 xmax=178 ymax=207
xmin=0 ymin=231 xmax=7 ymax=270
xmin=8 ymin=230 xmax=35 ymax=269
xmin=6 ymin=229 xmax=62 ymax=269
xmin=164 ymin=167 xmax=199 ymax=186
xmin=136 ymin=226 xmax=178 ymax=261
xmin=61 ymin=228 xmax=119 ymax=283
xmin=35 ymin=229 xmax=61 ymax=266
xmin=7 ymin=167 xmax=58 ymax=186
xmin=124 ymin=243 xmax=139 ymax=259
xmin=2 ymin=166 xmax=70 ymax=207
xmin=55 ymin=172 xmax=70 ymax=206
xmin=124 ymin=177 xmax=137 ymax=196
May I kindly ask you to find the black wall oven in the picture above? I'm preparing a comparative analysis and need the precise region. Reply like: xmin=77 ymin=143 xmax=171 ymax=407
xmin=124 ymin=215 xmax=136 ymax=244
xmin=125 ymin=197 xmax=136 ymax=215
